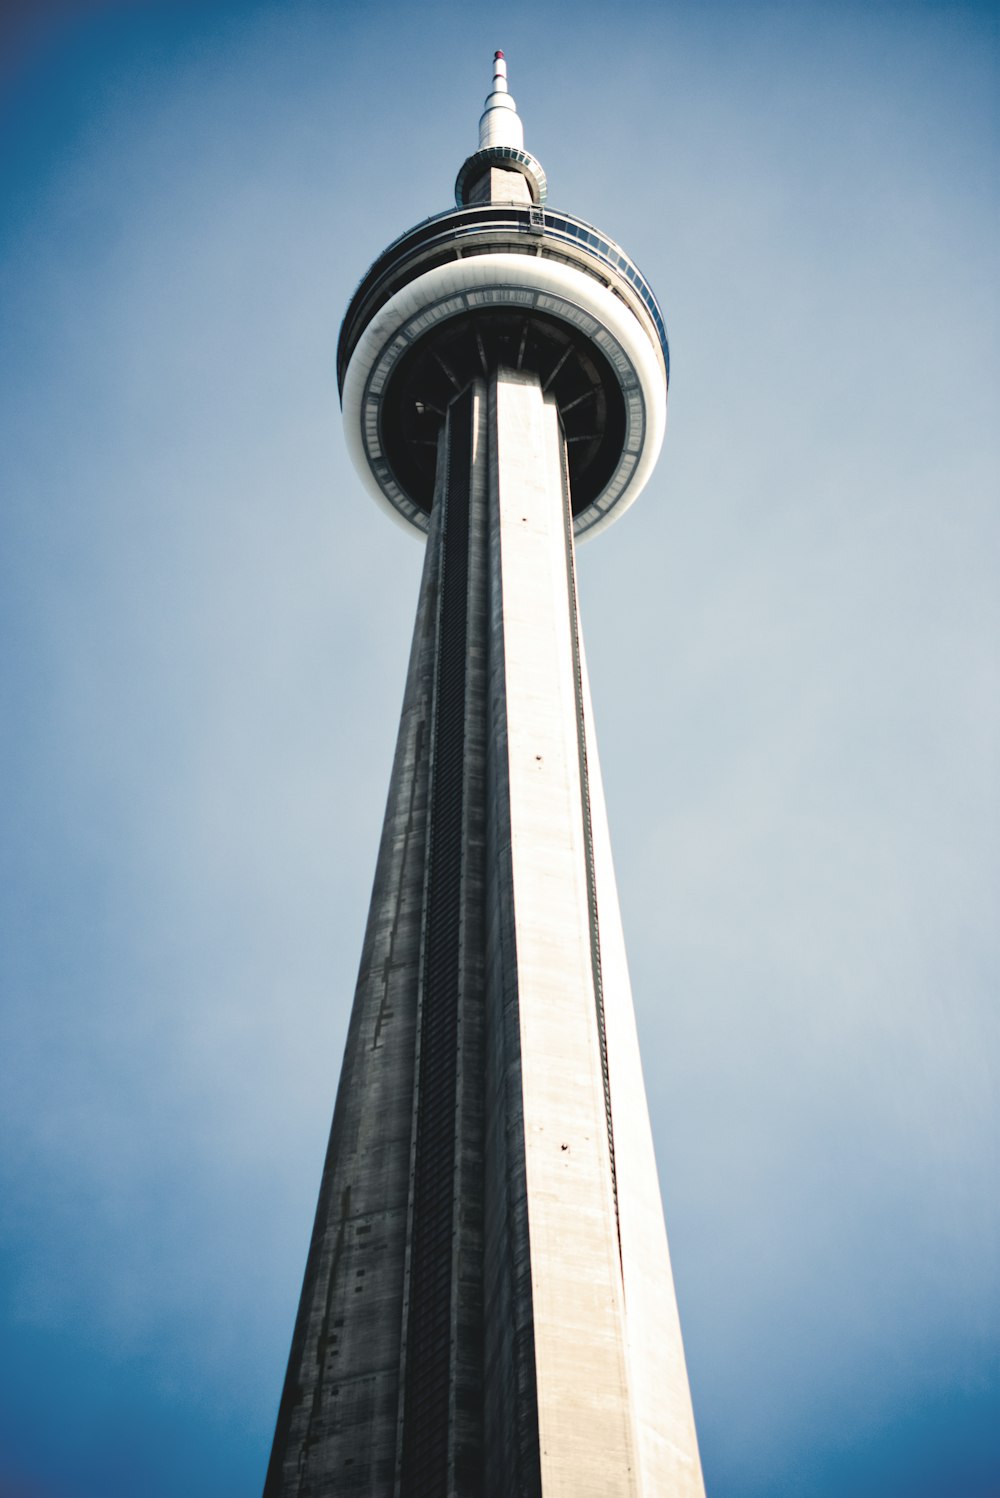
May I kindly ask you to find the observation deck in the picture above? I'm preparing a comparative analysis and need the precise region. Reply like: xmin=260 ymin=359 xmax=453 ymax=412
xmin=338 ymin=63 xmax=669 ymax=540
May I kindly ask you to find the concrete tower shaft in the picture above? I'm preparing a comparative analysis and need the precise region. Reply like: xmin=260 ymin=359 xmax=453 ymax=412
xmin=265 ymin=56 xmax=702 ymax=1498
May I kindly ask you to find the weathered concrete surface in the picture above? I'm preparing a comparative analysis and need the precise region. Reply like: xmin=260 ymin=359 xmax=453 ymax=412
xmin=466 ymin=165 xmax=533 ymax=205
xmin=397 ymin=386 xmax=489 ymax=1497
xmin=486 ymin=369 xmax=637 ymax=1496
xmin=263 ymin=471 xmax=446 ymax=1498
xmin=265 ymin=371 xmax=704 ymax=1498
xmin=577 ymin=631 xmax=705 ymax=1498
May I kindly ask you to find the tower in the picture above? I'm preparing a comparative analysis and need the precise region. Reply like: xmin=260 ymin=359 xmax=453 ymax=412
xmin=265 ymin=54 xmax=704 ymax=1498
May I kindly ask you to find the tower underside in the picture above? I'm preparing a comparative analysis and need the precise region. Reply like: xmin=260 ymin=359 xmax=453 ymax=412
xmin=265 ymin=369 xmax=703 ymax=1498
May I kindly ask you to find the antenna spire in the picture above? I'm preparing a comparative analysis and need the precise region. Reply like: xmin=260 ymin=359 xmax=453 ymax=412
xmin=479 ymin=49 xmax=524 ymax=150
xmin=454 ymin=52 xmax=548 ymax=208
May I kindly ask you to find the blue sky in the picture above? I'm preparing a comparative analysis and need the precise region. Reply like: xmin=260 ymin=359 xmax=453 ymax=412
xmin=1 ymin=2 xmax=997 ymax=1494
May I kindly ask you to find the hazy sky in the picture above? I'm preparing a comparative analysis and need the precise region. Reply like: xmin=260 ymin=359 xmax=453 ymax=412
xmin=1 ymin=2 xmax=997 ymax=1494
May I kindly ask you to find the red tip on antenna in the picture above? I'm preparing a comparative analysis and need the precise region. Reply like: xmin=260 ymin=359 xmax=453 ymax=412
xmin=495 ymin=50 xmax=504 ymax=59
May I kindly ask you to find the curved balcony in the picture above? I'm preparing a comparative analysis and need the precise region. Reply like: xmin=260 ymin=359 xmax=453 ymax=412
xmin=337 ymin=204 xmax=669 ymax=400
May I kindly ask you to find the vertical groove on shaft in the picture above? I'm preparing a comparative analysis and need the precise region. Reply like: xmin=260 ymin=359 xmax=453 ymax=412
xmin=400 ymin=387 xmax=474 ymax=1495
xmin=560 ymin=432 xmax=622 ymax=1268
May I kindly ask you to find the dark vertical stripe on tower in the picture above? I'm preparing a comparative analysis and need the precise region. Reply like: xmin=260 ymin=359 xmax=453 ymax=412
xmin=560 ymin=431 xmax=622 ymax=1267
xmin=400 ymin=386 xmax=474 ymax=1495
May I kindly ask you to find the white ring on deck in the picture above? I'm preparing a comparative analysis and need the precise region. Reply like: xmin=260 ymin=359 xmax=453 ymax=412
xmin=342 ymin=253 xmax=667 ymax=541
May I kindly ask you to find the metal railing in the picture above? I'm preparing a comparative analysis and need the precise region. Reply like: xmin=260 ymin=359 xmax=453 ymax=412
xmin=337 ymin=204 xmax=669 ymax=393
